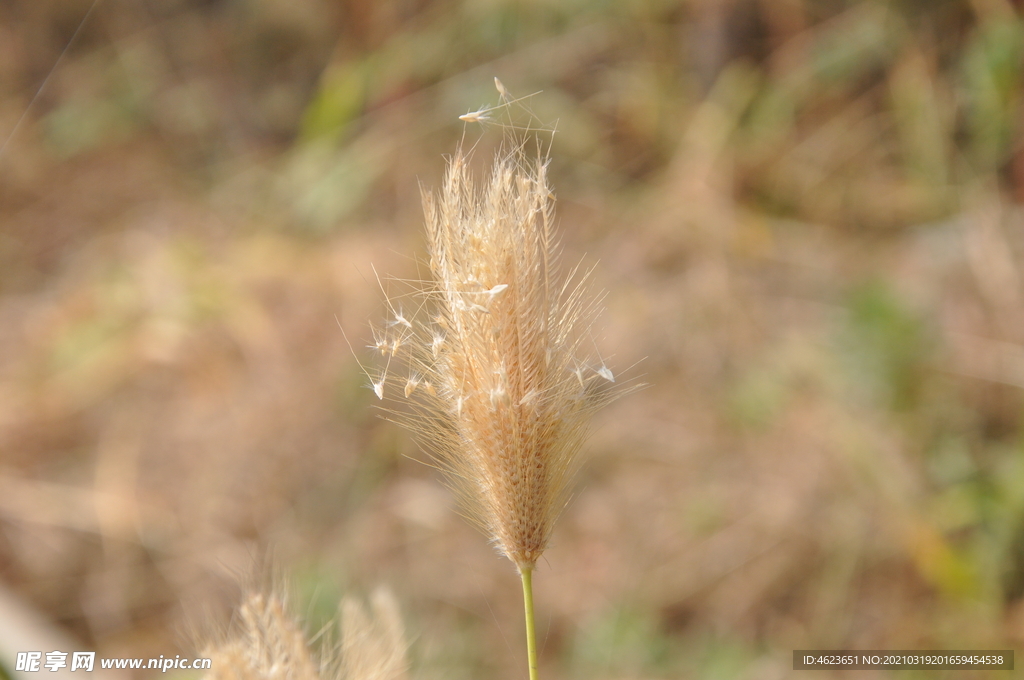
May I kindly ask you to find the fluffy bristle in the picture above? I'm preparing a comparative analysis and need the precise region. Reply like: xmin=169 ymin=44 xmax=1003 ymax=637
xmin=371 ymin=145 xmax=621 ymax=569
xmin=203 ymin=593 xmax=320 ymax=680
xmin=202 ymin=590 xmax=408 ymax=680
xmin=340 ymin=588 xmax=408 ymax=680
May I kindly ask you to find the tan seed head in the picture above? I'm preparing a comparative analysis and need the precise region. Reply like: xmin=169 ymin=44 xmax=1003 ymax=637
xmin=370 ymin=144 xmax=624 ymax=570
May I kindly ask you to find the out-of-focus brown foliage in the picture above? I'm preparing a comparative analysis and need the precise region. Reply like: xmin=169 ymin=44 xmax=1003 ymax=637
xmin=2 ymin=0 xmax=1024 ymax=678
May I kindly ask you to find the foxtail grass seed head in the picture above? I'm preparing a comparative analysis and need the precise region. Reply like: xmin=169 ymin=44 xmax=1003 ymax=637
xmin=368 ymin=140 xmax=624 ymax=571
xmin=202 ymin=593 xmax=320 ymax=680
xmin=339 ymin=588 xmax=409 ymax=680
xmin=202 ymin=590 xmax=408 ymax=680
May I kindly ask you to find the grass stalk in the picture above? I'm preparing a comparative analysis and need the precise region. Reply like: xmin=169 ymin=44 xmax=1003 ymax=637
xmin=520 ymin=566 xmax=539 ymax=680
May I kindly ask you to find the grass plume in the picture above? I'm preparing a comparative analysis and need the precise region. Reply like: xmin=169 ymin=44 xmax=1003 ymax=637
xmin=202 ymin=589 xmax=407 ymax=680
xmin=371 ymin=143 xmax=623 ymax=570
xmin=366 ymin=126 xmax=631 ymax=680
xmin=202 ymin=592 xmax=320 ymax=680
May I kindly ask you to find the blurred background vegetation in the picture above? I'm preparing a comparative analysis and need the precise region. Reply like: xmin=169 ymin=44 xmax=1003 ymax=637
xmin=2 ymin=0 xmax=1024 ymax=678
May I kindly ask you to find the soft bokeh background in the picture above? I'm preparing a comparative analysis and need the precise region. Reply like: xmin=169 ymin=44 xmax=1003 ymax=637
xmin=2 ymin=0 xmax=1024 ymax=678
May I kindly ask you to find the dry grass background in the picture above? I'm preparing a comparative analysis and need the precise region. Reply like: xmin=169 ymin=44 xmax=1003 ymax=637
xmin=2 ymin=0 xmax=1024 ymax=678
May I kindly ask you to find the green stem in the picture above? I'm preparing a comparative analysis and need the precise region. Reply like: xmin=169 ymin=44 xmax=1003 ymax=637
xmin=520 ymin=566 xmax=539 ymax=680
